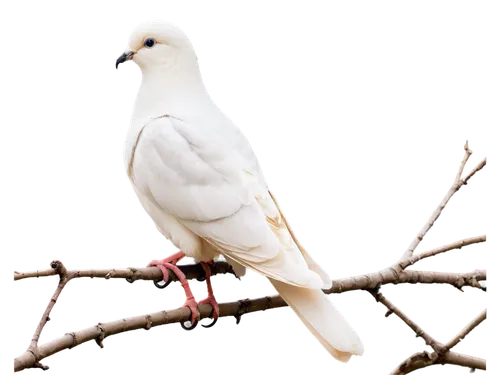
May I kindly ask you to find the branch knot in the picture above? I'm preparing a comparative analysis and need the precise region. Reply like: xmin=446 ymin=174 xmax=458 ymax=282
xmin=263 ymin=296 xmax=272 ymax=311
xmin=66 ymin=332 xmax=78 ymax=349
xmin=126 ymin=268 xmax=142 ymax=284
xmin=50 ymin=260 xmax=68 ymax=281
xmin=453 ymin=278 xmax=465 ymax=292
xmin=105 ymin=269 xmax=116 ymax=279
xmin=234 ymin=298 xmax=252 ymax=324
xmin=95 ymin=323 xmax=106 ymax=348
xmin=144 ymin=315 xmax=153 ymax=330
xmin=26 ymin=348 xmax=39 ymax=361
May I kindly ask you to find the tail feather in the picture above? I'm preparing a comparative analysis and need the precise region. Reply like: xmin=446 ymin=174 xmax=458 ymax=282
xmin=270 ymin=279 xmax=364 ymax=362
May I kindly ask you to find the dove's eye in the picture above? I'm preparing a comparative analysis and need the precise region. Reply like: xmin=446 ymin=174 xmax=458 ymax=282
xmin=144 ymin=38 xmax=156 ymax=48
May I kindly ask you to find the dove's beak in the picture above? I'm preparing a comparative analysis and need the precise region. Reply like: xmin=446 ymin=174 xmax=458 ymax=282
xmin=116 ymin=51 xmax=135 ymax=69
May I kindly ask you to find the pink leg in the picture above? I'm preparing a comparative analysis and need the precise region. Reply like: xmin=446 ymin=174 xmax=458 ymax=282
xmin=198 ymin=262 xmax=219 ymax=324
xmin=147 ymin=252 xmax=199 ymax=325
xmin=146 ymin=251 xmax=185 ymax=284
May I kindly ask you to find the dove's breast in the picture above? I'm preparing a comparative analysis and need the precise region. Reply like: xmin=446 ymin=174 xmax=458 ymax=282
xmin=124 ymin=117 xmax=217 ymax=261
xmin=133 ymin=188 xmax=213 ymax=261
xmin=124 ymin=113 xmax=254 ymax=261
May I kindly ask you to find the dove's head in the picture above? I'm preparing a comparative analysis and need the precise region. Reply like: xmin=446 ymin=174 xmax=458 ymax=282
xmin=116 ymin=21 xmax=197 ymax=72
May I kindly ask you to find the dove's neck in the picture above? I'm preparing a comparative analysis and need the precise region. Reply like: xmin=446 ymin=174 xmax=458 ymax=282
xmin=132 ymin=55 xmax=211 ymax=122
xmin=125 ymin=53 xmax=215 ymax=172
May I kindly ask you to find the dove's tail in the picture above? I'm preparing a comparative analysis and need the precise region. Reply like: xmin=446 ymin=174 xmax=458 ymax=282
xmin=269 ymin=279 xmax=364 ymax=362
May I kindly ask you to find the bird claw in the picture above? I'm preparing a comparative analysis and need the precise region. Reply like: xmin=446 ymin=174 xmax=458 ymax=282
xmin=179 ymin=297 xmax=200 ymax=331
xmin=153 ymin=278 xmax=171 ymax=289
xmin=180 ymin=303 xmax=199 ymax=331
xmin=198 ymin=295 xmax=219 ymax=329
xmin=199 ymin=296 xmax=219 ymax=319
xmin=179 ymin=320 xmax=200 ymax=333
xmin=200 ymin=316 xmax=220 ymax=328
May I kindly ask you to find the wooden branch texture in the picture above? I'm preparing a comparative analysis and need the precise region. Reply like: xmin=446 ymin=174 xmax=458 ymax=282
xmin=14 ymin=294 xmax=289 ymax=372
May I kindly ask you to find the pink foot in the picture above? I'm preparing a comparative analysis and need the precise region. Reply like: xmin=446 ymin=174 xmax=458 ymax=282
xmin=199 ymin=295 xmax=219 ymax=320
xmin=147 ymin=251 xmax=185 ymax=286
xmin=180 ymin=279 xmax=200 ymax=326
xmin=147 ymin=252 xmax=200 ymax=329
xmin=199 ymin=261 xmax=219 ymax=320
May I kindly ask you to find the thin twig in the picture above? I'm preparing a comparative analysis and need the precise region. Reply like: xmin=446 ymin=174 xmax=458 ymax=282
xmin=370 ymin=290 xmax=487 ymax=374
xmin=462 ymin=158 xmax=487 ymax=186
xmin=445 ymin=309 xmax=487 ymax=350
xmin=24 ymin=261 xmax=70 ymax=371
xmin=368 ymin=288 xmax=444 ymax=353
xmin=400 ymin=142 xmax=485 ymax=260
xmin=396 ymin=235 xmax=486 ymax=271
xmin=390 ymin=310 xmax=487 ymax=374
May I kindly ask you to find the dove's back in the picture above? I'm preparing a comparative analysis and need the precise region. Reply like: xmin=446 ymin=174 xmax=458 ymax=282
xmin=128 ymin=108 xmax=364 ymax=360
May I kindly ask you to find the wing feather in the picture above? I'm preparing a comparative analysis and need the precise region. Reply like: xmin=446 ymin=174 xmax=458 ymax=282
xmin=132 ymin=116 xmax=322 ymax=288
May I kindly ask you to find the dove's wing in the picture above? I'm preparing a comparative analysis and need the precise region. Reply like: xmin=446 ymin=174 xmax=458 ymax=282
xmin=131 ymin=115 xmax=323 ymax=288
xmin=132 ymin=115 xmax=363 ymax=360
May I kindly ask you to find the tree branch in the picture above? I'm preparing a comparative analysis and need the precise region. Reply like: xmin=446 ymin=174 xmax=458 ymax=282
xmin=23 ymin=261 xmax=72 ymax=370
xmin=370 ymin=290 xmax=489 ymax=375
xmin=400 ymin=141 xmax=486 ymax=260
xmin=15 ymin=295 xmax=288 ymax=372
xmin=368 ymin=288 xmax=444 ymax=352
xmin=11 ymin=256 xmax=487 ymax=372
xmin=462 ymin=157 xmax=487 ymax=185
xmin=327 ymin=268 xmax=486 ymax=293
xmin=396 ymin=235 xmax=486 ymax=271
xmin=16 ymin=262 xmax=486 ymax=292
xmin=444 ymin=309 xmax=486 ymax=350
xmin=390 ymin=351 xmax=486 ymax=374
xmin=395 ymin=269 xmax=486 ymax=291
xmin=13 ymin=232 xmax=487 ymax=371
xmin=14 ymin=260 xmax=236 ymax=283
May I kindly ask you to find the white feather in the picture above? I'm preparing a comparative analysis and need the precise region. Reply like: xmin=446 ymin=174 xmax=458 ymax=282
xmin=122 ymin=21 xmax=363 ymax=360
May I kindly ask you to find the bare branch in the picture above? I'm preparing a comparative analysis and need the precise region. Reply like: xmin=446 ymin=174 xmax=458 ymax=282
xmin=11 ymin=284 xmax=484 ymax=373
xmin=327 ymin=268 xmax=486 ymax=293
xmin=462 ymin=158 xmax=487 ymax=186
xmin=397 ymin=235 xmax=486 ymax=271
xmin=400 ymin=142 xmax=482 ymax=260
xmin=368 ymin=288 xmax=444 ymax=352
xmin=11 ymin=254 xmax=488 ymax=295
xmin=390 ymin=351 xmax=438 ymax=375
xmin=396 ymin=269 xmax=486 ymax=291
xmin=14 ymin=261 xmax=236 ymax=283
xmin=445 ymin=309 xmax=487 ymax=350
xmin=390 ymin=351 xmax=486 ymax=374
xmin=371 ymin=290 xmax=489 ymax=375
xmin=15 ymin=295 xmax=288 ymax=372
xmin=29 ymin=261 xmax=69 ymax=350
xmin=440 ymin=352 xmax=486 ymax=371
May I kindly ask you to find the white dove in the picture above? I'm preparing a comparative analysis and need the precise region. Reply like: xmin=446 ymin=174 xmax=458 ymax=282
xmin=117 ymin=21 xmax=363 ymax=362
